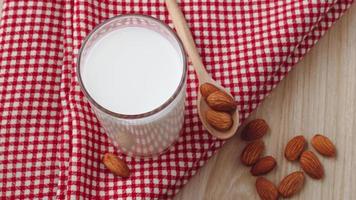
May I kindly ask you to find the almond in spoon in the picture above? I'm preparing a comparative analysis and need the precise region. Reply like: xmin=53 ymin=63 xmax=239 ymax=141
xmin=206 ymin=90 xmax=236 ymax=112
xmin=200 ymin=82 xmax=220 ymax=99
xmin=205 ymin=109 xmax=233 ymax=131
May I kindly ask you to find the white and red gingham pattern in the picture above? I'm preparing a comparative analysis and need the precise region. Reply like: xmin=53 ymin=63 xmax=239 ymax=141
xmin=0 ymin=0 xmax=353 ymax=199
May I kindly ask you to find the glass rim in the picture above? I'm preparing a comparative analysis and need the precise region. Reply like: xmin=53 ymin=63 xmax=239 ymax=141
xmin=76 ymin=14 xmax=187 ymax=120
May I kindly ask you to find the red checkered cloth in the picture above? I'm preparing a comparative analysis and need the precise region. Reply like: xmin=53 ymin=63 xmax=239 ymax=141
xmin=0 ymin=0 xmax=354 ymax=199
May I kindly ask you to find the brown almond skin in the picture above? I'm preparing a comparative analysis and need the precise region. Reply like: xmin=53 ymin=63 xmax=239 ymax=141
xmin=200 ymin=83 xmax=220 ymax=99
xmin=278 ymin=171 xmax=305 ymax=198
xmin=300 ymin=150 xmax=324 ymax=179
xmin=311 ymin=134 xmax=336 ymax=157
xmin=241 ymin=119 xmax=269 ymax=141
xmin=250 ymin=156 xmax=277 ymax=176
xmin=240 ymin=140 xmax=265 ymax=166
xmin=284 ymin=135 xmax=307 ymax=161
xmin=205 ymin=109 xmax=233 ymax=131
xmin=102 ymin=153 xmax=130 ymax=178
xmin=255 ymin=177 xmax=279 ymax=200
xmin=206 ymin=90 xmax=236 ymax=112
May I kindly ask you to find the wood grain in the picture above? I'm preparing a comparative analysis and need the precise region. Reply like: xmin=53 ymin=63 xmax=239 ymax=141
xmin=175 ymin=4 xmax=356 ymax=200
xmin=1 ymin=2 xmax=355 ymax=200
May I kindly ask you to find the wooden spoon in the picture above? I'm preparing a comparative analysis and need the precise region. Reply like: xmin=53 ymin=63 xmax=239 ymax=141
xmin=165 ymin=0 xmax=240 ymax=139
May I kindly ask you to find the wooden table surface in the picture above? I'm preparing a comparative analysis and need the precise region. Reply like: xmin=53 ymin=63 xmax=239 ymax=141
xmin=1 ymin=2 xmax=355 ymax=200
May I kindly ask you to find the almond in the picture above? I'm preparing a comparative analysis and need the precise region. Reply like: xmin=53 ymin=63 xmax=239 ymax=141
xmin=300 ymin=150 xmax=324 ymax=179
xmin=311 ymin=134 xmax=336 ymax=157
xmin=102 ymin=153 xmax=130 ymax=178
xmin=205 ymin=109 xmax=233 ymax=131
xmin=278 ymin=171 xmax=305 ymax=198
xmin=241 ymin=119 xmax=269 ymax=141
xmin=206 ymin=90 xmax=236 ymax=112
xmin=284 ymin=135 xmax=306 ymax=161
xmin=250 ymin=156 xmax=277 ymax=176
xmin=240 ymin=140 xmax=265 ymax=166
xmin=200 ymin=82 xmax=220 ymax=99
xmin=255 ymin=177 xmax=279 ymax=200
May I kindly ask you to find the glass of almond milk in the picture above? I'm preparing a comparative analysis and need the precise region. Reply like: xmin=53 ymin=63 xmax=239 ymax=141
xmin=77 ymin=15 xmax=187 ymax=157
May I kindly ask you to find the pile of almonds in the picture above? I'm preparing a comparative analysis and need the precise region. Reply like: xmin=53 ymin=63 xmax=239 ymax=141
xmin=239 ymin=119 xmax=336 ymax=199
xmin=200 ymin=83 xmax=237 ymax=131
xmin=100 ymin=117 xmax=337 ymax=200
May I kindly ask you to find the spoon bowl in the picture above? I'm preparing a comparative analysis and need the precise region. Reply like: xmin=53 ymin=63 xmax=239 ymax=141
xmin=197 ymin=78 xmax=240 ymax=139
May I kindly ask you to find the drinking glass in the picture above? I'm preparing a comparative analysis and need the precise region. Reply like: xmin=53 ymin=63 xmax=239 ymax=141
xmin=77 ymin=15 xmax=187 ymax=157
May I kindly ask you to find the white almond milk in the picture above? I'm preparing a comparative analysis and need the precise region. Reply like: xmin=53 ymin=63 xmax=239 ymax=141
xmin=78 ymin=16 xmax=186 ymax=157
xmin=81 ymin=27 xmax=184 ymax=115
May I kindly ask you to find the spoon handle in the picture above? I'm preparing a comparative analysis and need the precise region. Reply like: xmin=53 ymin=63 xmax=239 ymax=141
xmin=165 ymin=0 xmax=210 ymax=82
